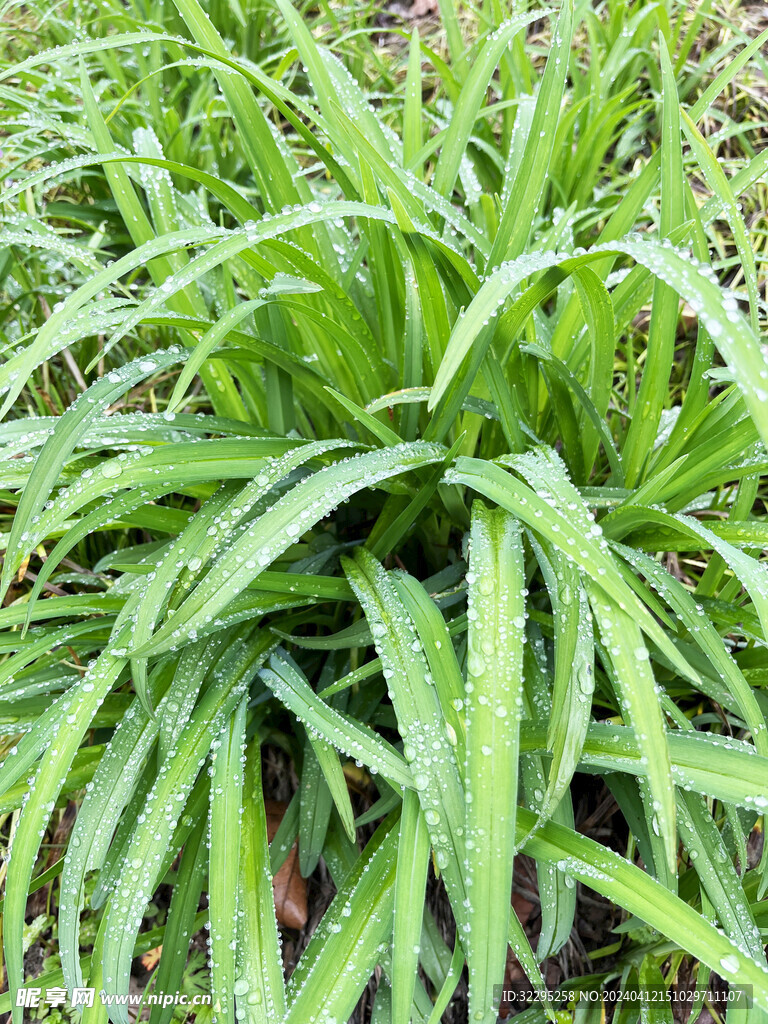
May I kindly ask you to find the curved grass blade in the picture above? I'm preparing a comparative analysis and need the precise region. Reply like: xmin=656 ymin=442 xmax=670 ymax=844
xmin=677 ymin=791 xmax=763 ymax=962
xmin=390 ymin=573 xmax=466 ymax=767
xmin=342 ymin=548 xmax=469 ymax=924
xmin=148 ymin=818 xmax=208 ymax=1024
xmin=531 ymin=540 xmax=594 ymax=829
xmin=170 ymin=299 xmax=265 ymax=410
xmin=517 ymin=808 xmax=768 ymax=1009
xmin=431 ymin=238 xmax=768 ymax=452
xmin=131 ymin=442 xmax=446 ymax=657
xmin=3 ymin=644 xmax=129 ymax=1023
xmin=587 ymin=588 xmax=677 ymax=879
xmin=298 ymin=731 xmax=334 ymax=877
xmin=99 ymin=631 xmax=272 ymax=1023
xmin=284 ymin=816 xmax=399 ymax=1024
xmin=425 ymin=934 xmax=465 ymax=1024
xmin=431 ymin=13 xmax=538 ymax=200
xmin=518 ymin=721 xmax=768 ymax=813
xmin=488 ymin=0 xmax=573 ymax=265
xmin=603 ymin=505 xmax=768 ymax=643
xmin=681 ymin=108 xmax=760 ymax=332
xmin=307 ymin=731 xmax=356 ymax=845
xmin=446 ymin=456 xmax=697 ymax=685
xmin=0 ymin=348 xmax=184 ymax=598
xmin=127 ymin=439 xmax=355 ymax=691
xmin=59 ymin=683 xmax=164 ymax=992
xmin=260 ymin=653 xmax=412 ymax=790
xmin=612 ymin=543 xmax=768 ymax=759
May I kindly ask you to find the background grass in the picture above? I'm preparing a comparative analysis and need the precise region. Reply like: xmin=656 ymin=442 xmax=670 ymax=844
xmin=1 ymin=0 xmax=768 ymax=1022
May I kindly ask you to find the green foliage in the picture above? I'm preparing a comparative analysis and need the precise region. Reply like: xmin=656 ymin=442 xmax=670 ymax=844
xmin=1 ymin=0 xmax=768 ymax=1021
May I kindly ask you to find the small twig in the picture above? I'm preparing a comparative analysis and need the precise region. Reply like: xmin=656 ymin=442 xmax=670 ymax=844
xmin=22 ymin=570 xmax=68 ymax=597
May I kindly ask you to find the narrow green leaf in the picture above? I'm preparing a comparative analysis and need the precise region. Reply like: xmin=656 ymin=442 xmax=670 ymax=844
xmin=464 ymin=501 xmax=526 ymax=1023
xmin=236 ymin=738 xmax=288 ymax=1022
xmin=209 ymin=697 xmax=248 ymax=1021
xmin=132 ymin=442 xmax=446 ymax=657
xmin=3 ymin=645 xmax=128 ymax=1022
xmin=518 ymin=809 xmax=768 ymax=1009
xmin=99 ymin=632 xmax=272 ymax=1022
xmin=403 ymin=28 xmax=423 ymax=170
xmin=432 ymin=14 xmax=537 ymax=200
xmin=342 ymin=549 xmax=469 ymax=928
xmin=622 ymin=35 xmax=685 ymax=486
xmin=488 ymin=0 xmax=573 ymax=265
xmin=284 ymin=817 xmax=400 ymax=1024
xmin=587 ymin=589 xmax=677 ymax=878
xmin=148 ymin=820 xmax=208 ymax=1024
xmin=391 ymin=790 xmax=431 ymax=1024
xmin=299 ymin=732 xmax=334 ymax=876
xmin=261 ymin=653 xmax=412 ymax=790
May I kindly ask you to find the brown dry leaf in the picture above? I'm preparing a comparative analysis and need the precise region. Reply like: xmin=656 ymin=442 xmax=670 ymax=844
xmin=511 ymin=891 xmax=535 ymax=925
xmin=265 ymin=799 xmax=308 ymax=930
xmin=140 ymin=946 xmax=162 ymax=970
xmin=408 ymin=0 xmax=438 ymax=16
xmin=17 ymin=553 xmax=30 ymax=583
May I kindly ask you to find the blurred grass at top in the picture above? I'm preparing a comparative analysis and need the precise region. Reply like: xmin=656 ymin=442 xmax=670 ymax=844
xmin=1 ymin=0 xmax=766 ymax=431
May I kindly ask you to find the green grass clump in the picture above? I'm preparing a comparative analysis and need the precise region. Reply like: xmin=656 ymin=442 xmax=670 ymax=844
xmin=1 ymin=0 xmax=768 ymax=1021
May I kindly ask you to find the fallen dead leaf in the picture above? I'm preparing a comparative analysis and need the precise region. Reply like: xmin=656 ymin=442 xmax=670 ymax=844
xmin=265 ymin=799 xmax=308 ymax=930
xmin=17 ymin=553 xmax=30 ymax=583
xmin=409 ymin=0 xmax=438 ymax=16
xmin=140 ymin=946 xmax=162 ymax=971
